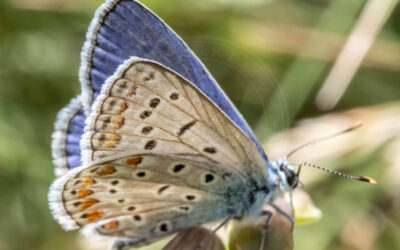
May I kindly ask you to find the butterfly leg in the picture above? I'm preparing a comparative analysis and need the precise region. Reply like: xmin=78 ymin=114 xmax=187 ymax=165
xmin=271 ymin=204 xmax=294 ymax=226
xmin=259 ymin=210 xmax=273 ymax=250
xmin=259 ymin=203 xmax=294 ymax=250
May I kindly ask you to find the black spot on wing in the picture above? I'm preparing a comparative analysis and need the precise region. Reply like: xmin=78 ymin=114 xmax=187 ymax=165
xmin=205 ymin=174 xmax=214 ymax=183
xmin=178 ymin=120 xmax=196 ymax=136
xmin=140 ymin=110 xmax=152 ymax=119
xmin=173 ymin=164 xmax=185 ymax=173
xmin=149 ymin=98 xmax=160 ymax=108
xmin=144 ymin=140 xmax=157 ymax=150
xmin=141 ymin=126 xmax=153 ymax=135
xmin=169 ymin=93 xmax=179 ymax=100
xmin=158 ymin=185 xmax=170 ymax=194
xmin=203 ymin=147 xmax=217 ymax=154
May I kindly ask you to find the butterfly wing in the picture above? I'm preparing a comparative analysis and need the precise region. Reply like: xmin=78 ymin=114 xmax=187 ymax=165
xmin=79 ymin=0 xmax=265 ymax=159
xmin=52 ymin=95 xmax=86 ymax=175
xmin=81 ymin=57 xmax=268 ymax=184
xmin=50 ymin=51 xmax=271 ymax=249
xmin=49 ymin=154 xmax=245 ymax=247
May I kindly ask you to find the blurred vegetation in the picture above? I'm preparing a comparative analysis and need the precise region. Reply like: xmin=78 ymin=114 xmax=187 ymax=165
xmin=0 ymin=0 xmax=399 ymax=250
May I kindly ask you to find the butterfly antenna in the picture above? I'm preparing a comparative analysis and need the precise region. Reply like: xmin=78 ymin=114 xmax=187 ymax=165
xmin=286 ymin=122 xmax=363 ymax=158
xmin=292 ymin=162 xmax=377 ymax=184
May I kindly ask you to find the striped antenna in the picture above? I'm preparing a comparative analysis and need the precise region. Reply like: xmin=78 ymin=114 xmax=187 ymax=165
xmin=292 ymin=162 xmax=377 ymax=184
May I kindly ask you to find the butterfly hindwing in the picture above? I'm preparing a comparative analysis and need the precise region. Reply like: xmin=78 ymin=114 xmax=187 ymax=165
xmin=52 ymin=95 xmax=86 ymax=176
xmin=49 ymin=154 xmax=244 ymax=246
xmin=81 ymin=58 xmax=268 ymax=184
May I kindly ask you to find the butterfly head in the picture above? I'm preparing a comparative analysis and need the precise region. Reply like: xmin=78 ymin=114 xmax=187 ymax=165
xmin=271 ymin=158 xmax=299 ymax=190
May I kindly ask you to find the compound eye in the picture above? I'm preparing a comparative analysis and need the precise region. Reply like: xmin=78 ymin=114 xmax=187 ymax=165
xmin=288 ymin=176 xmax=298 ymax=188
xmin=285 ymin=169 xmax=298 ymax=188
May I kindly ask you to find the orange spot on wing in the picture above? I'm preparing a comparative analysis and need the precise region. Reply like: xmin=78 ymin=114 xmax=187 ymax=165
xmin=81 ymin=178 xmax=95 ymax=186
xmin=103 ymin=220 xmax=119 ymax=229
xmin=97 ymin=165 xmax=116 ymax=176
xmin=106 ymin=134 xmax=121 ymax=148
xmin=77 ymin=189 xmax=93 ymax=198
xmin=86 ymin=210 xmax=104 ymax=222
xmin=112 ymin=116 xmax=125 ymax=129
xmin=80 ymin=198 xmax=99 ymax=210
xmin=126 ymin=157 xmax=143 ymax=166
xmin=106 ymin=141 xmax=116 ymax=148
xmin=118 ymin=101 xmax=128 ymax=114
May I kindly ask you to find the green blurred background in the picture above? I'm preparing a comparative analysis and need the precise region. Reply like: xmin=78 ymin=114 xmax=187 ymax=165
xmin=0 ymin=0 xmax=399 ymax=249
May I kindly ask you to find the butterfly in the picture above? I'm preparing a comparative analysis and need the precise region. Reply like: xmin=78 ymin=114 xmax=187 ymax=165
xmin=48 ymin=0 xmax=308 ymax=249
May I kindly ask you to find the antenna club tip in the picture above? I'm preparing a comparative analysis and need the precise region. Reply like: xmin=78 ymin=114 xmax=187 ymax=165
xmin=360 ymin=176 xmax=377 ymax=184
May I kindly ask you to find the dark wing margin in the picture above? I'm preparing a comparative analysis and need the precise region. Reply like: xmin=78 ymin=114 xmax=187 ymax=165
xmin=52 ymin=95 xmax=85 ymax=176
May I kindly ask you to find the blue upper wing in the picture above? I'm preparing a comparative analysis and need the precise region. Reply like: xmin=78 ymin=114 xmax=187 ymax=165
xmin=52 ymin=96 xmax=85 ymax=173
xmin=79 ymin=0 xmax=268 ymax=160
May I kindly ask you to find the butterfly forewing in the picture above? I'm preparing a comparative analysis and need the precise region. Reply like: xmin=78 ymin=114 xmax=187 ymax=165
xmin=80 ymin=1 xmax=263 ymax=159
xmin=49 ymin=154 xmax=244 ymax=246
xmin=81 ymin=58 xmax=268 ymax=184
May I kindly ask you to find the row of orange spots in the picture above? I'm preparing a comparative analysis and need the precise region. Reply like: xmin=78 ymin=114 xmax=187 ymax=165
xmin=112 ymin=116 xmax=125 ymax=129
xmin=80 ymin=198 xmax=99 ymax=210
xmin=126 ymin=156 xmax=142 ymax=165
xmin=97 ymin=165 xmax=116 ymax=176
xmin=86 ymin=210 xmax=104 ymax=222
xmin=106 ymin=133 xmax=121 ymax=148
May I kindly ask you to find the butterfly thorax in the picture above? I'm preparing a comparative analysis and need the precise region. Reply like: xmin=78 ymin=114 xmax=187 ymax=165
xmin=245 ymin=158 xmax=296 ymax=218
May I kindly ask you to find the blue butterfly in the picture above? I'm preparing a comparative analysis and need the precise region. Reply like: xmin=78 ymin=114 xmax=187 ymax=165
xmin=49 ymin=1 xmax=375 ymax=250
